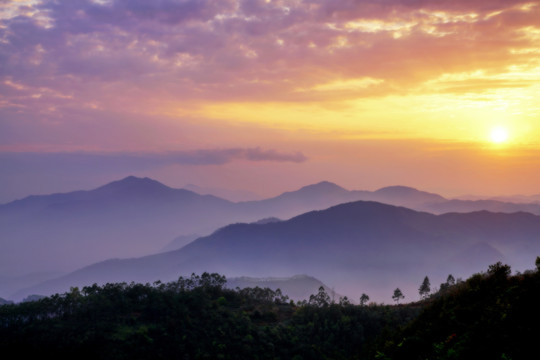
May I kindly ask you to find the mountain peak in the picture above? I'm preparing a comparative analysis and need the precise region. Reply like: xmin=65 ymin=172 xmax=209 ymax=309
xmin=94 ymin=176 xmax=172 ymax=195
xmin=119 ymin=175 xmax=159 ymax=184
xmin=297 ymin=181 xmax=348 ymax=194
xmin=375 ymin=185 xmax=421 ymax=194
xmin=374 ymin=185 xmax=446 ymax=202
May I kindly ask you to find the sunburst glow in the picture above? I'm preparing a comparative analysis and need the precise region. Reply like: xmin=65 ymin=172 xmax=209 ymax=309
xmin=490 ymin=126 xmax=509 ymax=144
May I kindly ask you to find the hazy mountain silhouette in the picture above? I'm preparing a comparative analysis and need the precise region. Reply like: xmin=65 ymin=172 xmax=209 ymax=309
xmin=237 ymin=182 xmax=446 ymax=220
xmin=160 ymin=234 xmax=202 ymax=252
xmin=419 ymin=199 xmax=540 ymax=215
xmin=372 ymin=185 xmax=446 ymax=206
xmin=456 ymin=194 xmax=540 ymax=203
xmin=251 ymin=217 xmax=282 ymax=225
xmin=5 ymin=176 xmax=540 ymax=299
xmin=0 ymin=297 xmax=13 ymax=305
xmin=0 ymin=178 xmax=446 ymax=281
xmin=183 ymin=184 xmax=263 ymax=202
xmin=447 ymin=242 xmax=507 ymax=270
xmin=0 ymin=176 xmax=238 ymax=278
xmin=0 ymin=272 xmax=63 ymax=300
xmin=15 ymin=201 xmax=540 ymax=302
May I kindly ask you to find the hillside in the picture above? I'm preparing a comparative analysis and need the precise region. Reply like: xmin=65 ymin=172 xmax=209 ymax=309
xmin=376 ymin=261 xmax=540 ymax=359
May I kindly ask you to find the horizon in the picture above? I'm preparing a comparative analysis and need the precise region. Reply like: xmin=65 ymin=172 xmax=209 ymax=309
xmin=1 ymin=0 xmax=540 ymax=202
xmin=4 ymin=173 xmax=540 ymax=206
xmin=0 ymin=174 xmax=430 ymax=204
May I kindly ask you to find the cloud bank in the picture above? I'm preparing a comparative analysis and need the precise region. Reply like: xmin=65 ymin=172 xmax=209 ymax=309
xmin=1 ymin=0 xmax=538 ymax=109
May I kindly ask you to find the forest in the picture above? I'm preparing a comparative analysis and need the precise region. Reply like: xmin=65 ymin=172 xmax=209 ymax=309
xmin=1 ymin=260 xmax=539 ymax=360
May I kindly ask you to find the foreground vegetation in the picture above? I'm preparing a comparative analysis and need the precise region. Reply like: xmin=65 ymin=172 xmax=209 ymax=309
xmin=1 ymin=260 xmax=539 ymax=359
xmin=374 ymin=261 xmax=540 ymax=360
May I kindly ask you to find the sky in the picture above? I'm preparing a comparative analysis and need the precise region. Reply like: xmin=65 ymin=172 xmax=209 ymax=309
xmin=1 ymin=0 xmax=540 ymax=203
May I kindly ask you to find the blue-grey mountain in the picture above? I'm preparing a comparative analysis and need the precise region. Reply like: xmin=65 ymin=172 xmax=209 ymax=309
xmin=15 ymin=201 xmax=540 ymax=302
xmin=4 ymin=176 xmax=540 ymax=299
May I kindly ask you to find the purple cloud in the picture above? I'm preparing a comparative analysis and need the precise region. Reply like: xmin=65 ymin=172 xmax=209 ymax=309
xmin=2 ymin=0 xmax=536 ymax=104
xmin=0 ymin=148 xmax=308 ymax=168
xmin=167 ymin=148 xmax=308 ymax=164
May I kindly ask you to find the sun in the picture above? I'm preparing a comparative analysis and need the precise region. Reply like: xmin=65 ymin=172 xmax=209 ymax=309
xmin=490 ymin=126 xmax=509 ymax=144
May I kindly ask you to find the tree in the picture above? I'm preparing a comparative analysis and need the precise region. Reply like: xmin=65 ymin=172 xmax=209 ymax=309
xmin=309 ymin=286 xmax=330 ymax=307
xmin=487 ymin=262 xmax=511 ymax=278
xmin=536 ymin=256 xmax=540 ymax=271
xmin=339 ymin=296 xmax=351 ymax=306
xmin=439 ymin=274 xmax=456 ymax=293
xmin=360 ymin=293 xmax=370 ymax=306
xmin=392 ymin=288 xmax=404 ymax=304
xmin=419 ymin=276 xmax=431 ymax=300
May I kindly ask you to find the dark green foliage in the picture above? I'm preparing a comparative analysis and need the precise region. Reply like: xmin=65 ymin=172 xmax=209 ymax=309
xmin=0 ymin=273 xmax=278 ymax=360
xmin=286 ymin=301 xmax=419 ymax=360
xmin=3 ymin=261 xmax=539 ymax=360
xmin=376 ymin=263 xmax=540 ymax=359
xmin=0 ymin=272 xmax=416 ymax=360
xmin=308 ymin=286 xmax=331 ymax=307
xmin=418 ymin=276 xmax=430 ymax=300
xmin=360 ymin=293 xmax=370 ymax=306
xmin=437 ymin=274 xmax=457 ymax=295
xmin=392 ymin=288 xmax=404 ymax=304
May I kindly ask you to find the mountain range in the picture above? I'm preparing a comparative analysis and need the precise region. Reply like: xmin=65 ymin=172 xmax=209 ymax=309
xmin=3 ymin=176 xmax=540 ymax=300
xmin=0 ymin=177 xmax=446 ymax=279
xmin=12 ymin=200 xmax=540 ymax=302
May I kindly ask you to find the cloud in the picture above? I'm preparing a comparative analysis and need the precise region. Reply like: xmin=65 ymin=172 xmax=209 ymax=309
xmin=0 ymin=147 xmax=308 ymax=169
xmin=162 ymin=147 xmax=308 ymax=165
xmin=1 ymin=0 xmax=537 ymax=105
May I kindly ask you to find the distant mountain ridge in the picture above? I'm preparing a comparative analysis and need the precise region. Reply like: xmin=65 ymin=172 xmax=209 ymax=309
xmin=0 ymin=176 xmax=238 ymax=279
xmin=0 ymin=177 xmax=448 ymax=282
xmin=183 ymin=183 xmax=262 ymax=202
xmin=4 ymin=176 xmax=540 ymax=299
xmin=15 ymin=200 xmax=540 ymax=302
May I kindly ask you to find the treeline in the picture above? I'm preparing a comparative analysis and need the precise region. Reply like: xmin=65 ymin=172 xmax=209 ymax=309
xmin=1 ymin=260 xmax=540 ymax=359
xmin=0 ymin=273 xmax=416 ymax=359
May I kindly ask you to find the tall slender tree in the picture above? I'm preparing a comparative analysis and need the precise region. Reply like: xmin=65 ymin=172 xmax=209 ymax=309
xmin=360 ymin=293 xmax=370 ymax=306
xmin=419 ymin=276 xmax=431 ymax=300
xmin=392 ymin=288 xmax=404 ymax=304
